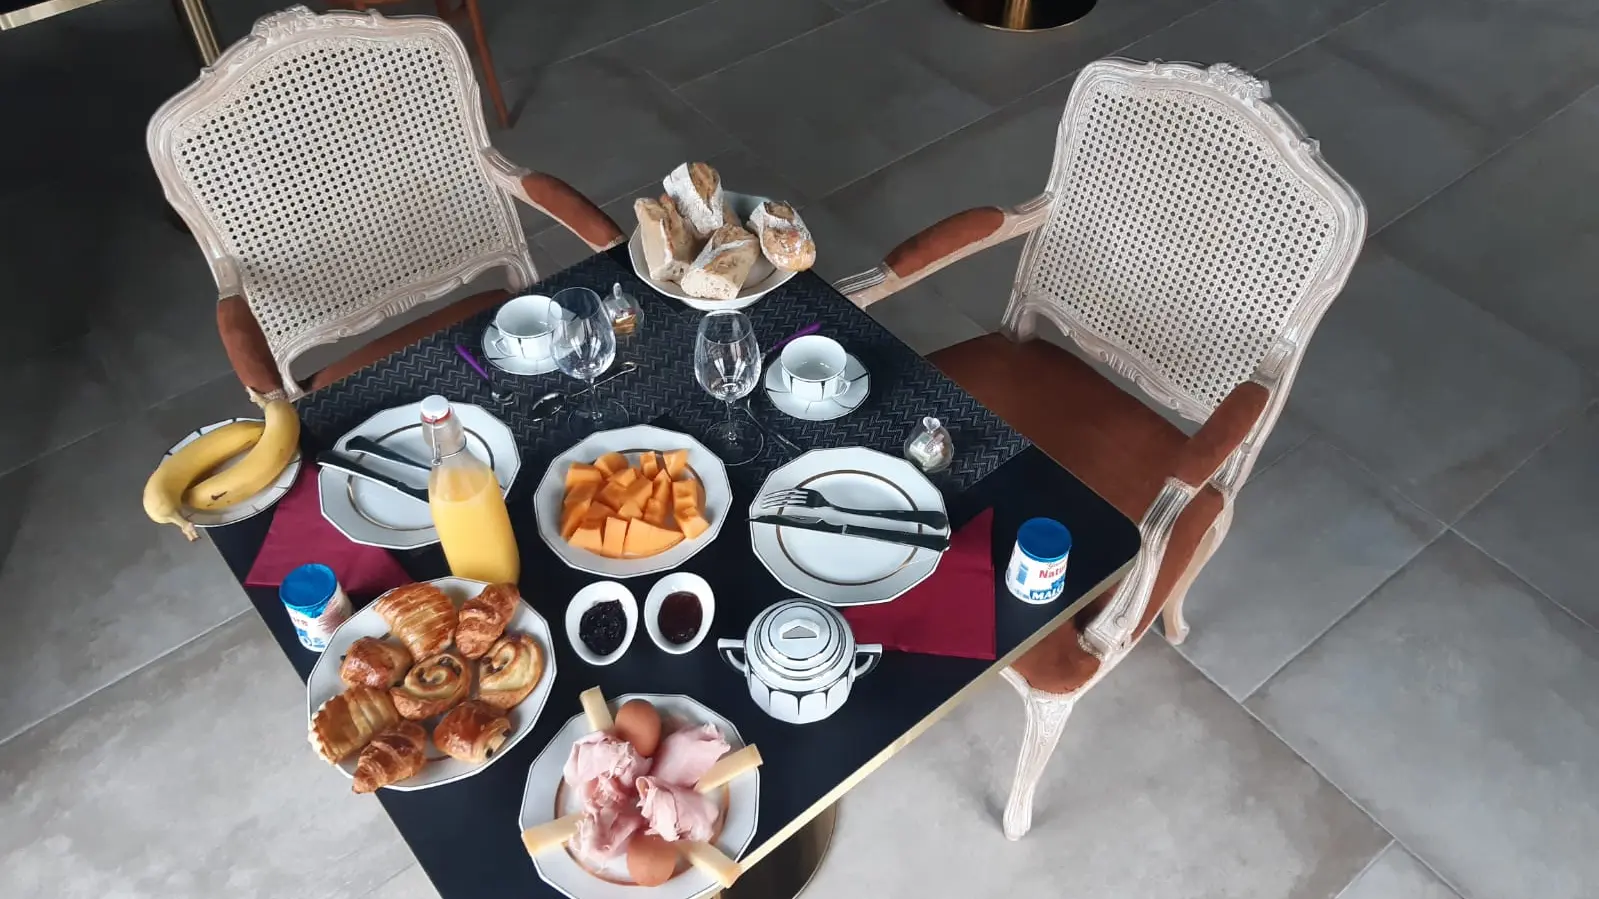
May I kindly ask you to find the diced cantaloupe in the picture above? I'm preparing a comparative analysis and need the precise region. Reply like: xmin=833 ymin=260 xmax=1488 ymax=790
xmin=565 ymin=463 xmax=605 ymax=489
xmin=624 ymin=519 xmax=683 ymax=556
xmin=677 ymin=513 xmax=710 ymax=540
xmin=671 ymin=479 xmax=702 ymax=517
xmin=662 ymin=449 xmax=689 ymax=479
xmin=594 ymin=452 xmax=629 ymax=476
xmin=624 ymin=477 xmax=652 ymax=509
xmin=601 ymin=518 xmax=628 ymax=557
xmin=564 ymin=482 xmax=598 ymax=509
xmin=582 ymin=506 xmax=610 ymax=528
xmin=608 ymin=467 xmax=638 ymax=489
xmin=560 ymin=496 xmax=593 ymax=539
xmin=651 ymin=472 xmax=672 ymax=505
xmin=616 ymin=499 xmax=644 ymax=521
xmin=570 ymin=524 xmax=604 ymax=553
xmin=597 ymin=478 xmax=633 ymax=511
xmin=643 ymin=497 xmax=669 ymax=527
xmin=639 ymin=453 xmax=659 ymax=480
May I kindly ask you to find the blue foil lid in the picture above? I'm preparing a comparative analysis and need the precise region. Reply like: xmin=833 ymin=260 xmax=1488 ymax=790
xmin=1017 ymin=517 xmax=1072 ymax=562
xmin=280 ymin=563 xmax=337 ymax=613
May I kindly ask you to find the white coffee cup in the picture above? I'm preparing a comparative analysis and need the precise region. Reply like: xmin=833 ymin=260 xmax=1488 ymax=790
xmin=491 ymin=294 xmax=555 ymax=360
xmin=779 ymin=335 xmax=848 ymax=402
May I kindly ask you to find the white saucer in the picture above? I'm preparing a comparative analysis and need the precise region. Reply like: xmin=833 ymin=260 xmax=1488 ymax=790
xmin=763 ymin=353 xmax=870 ymax=422
xmin=482 ymin=323 xmax=558 ymax=376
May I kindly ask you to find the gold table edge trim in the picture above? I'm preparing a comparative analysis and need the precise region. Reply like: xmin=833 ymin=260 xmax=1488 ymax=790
xmin=738 ymin=556 xmax=1135 ymax=871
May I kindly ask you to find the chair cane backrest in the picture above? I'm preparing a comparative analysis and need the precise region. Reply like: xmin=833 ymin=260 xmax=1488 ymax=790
xmin=147 ymin=7 xmax=534 ymax=397
xmin=1007 ymin=60 xmax=1364 ymax=485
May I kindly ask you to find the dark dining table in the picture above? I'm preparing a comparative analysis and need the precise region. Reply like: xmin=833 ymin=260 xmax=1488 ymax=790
xmin=206 ymin=246 xmax=1140 ymax=897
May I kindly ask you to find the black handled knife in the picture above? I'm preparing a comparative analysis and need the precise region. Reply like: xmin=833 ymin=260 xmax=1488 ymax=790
xmin=750 ymin=514 xmax=950 ymax=553
xmin=316 ymin=450 xmax=430 ymax=504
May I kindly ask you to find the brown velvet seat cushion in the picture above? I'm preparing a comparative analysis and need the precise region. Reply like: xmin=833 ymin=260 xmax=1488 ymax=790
xmin=305 ymin=288 xmax=511 ymax=393
xmin=928 ymin=333 xmax=1226 ymax=694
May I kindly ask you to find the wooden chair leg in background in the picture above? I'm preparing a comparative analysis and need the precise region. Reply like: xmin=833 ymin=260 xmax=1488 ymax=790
xmin=1160 ymin=501 xmax=1234 ymax=645
xmin=461 ymin=0 xmax=510 ymax=128
xmin=1000 ymin=667 xmax=1081 ymax=841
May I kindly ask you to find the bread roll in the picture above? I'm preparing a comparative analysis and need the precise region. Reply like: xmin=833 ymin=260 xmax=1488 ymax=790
xmin=634 ymin=195 xmax=697 ymax=283
xmin=748 ymin=201 xmax=816 ymax=272
xmin=679 ymin=224 xmax=759 ymax=301
xmin=663 ymin=162 xmax=725 ymax=241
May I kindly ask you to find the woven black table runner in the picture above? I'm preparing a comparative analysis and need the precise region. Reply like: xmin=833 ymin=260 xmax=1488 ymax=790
xmin=296 ymin=248 xmax=1028 ymax=498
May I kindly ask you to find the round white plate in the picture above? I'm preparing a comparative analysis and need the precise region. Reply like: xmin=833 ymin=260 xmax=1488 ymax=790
xmin=519 ymin=693 xmax=758 ymax=899
xmin=533 ymin=425 xmax=730 ymax=578
xmin=750 ymin=447 xmax=947 ymax=607
xmin=483 ymin=322 xmax=559 ymax=376
xmin=163 ymin=417 xmax=302 ymax=528
xmin=306 ymin=577 xmax=557 ymax=791
xmin=318 ymin=401 xmax=519 ymax=550
xmin=627 ymin=190 xmax=798 ymax=312
xmin=762 ymin=352 xmax=870 ymax=422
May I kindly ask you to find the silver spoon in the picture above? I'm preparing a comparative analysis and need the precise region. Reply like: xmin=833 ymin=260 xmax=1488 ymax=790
xmin=530 ymin=362 xmax=638 ymax=421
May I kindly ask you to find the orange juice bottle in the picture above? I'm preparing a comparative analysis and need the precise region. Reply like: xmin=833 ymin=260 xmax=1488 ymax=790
xmin=419 ymin=396 xmax=520 ymax=584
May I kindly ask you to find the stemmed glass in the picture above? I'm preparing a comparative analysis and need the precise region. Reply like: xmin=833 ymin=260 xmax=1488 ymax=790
xmin=694 ymin=310 xmax=764 ymax=464
xmin=551 ymin=286 xmax=627 ymax=433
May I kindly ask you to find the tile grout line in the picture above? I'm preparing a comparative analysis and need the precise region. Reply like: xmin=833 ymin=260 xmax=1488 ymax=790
xmin=1329 ymin=838 xmax=1395 ymax=899
xmin=1449 ymin=523 xmax=1599 ymax=642
xmin=0 ymin=608 xmax=252 ymax=749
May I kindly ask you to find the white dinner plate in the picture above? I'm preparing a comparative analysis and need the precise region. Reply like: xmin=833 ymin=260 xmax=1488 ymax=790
xmin=762 ymin=352 xmax=871 ymax=422
xmin=318 ymin=401 xmax=519 ymax=550
xmin=750 ymin=447 xmax=948 ymax=606
xmin=483 ymin=322 xmax=559 ymax=376
xmin=162 ymin=417 xmax=302 ymax=528
xmin=627 ymin=190 xmax=798 ymax=312
xmin=533 ymin=425 xmax=730 ymax=578
xmin=306 ymin=577 xmax=556 ymax=791
xmin=519 ymin=693 xmax=758 ymax=899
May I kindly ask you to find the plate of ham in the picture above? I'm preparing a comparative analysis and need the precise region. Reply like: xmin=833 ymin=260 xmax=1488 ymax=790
xmin=520 ymin=692 xmax=759 ymax=898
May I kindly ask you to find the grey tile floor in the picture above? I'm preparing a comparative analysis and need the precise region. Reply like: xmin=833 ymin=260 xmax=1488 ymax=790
xmin=2 ymin=1 xmax=1595 ymax=897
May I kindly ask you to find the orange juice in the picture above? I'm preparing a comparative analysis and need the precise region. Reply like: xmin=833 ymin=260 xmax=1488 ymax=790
xmin=419 ymin=396 xmax=520 ymax=584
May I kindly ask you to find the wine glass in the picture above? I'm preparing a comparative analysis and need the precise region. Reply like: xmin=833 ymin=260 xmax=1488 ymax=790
xmin=694 ymin=310 xmax=764 ymax=464
xmin=551 ymin=286 xmax=627 ymax=433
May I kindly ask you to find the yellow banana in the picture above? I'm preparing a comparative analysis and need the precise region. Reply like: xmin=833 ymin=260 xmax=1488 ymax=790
xmin=184 ymin=394 xmax=301 ymax=511
xmin=143 ymin=420 xmax=265 ymax=540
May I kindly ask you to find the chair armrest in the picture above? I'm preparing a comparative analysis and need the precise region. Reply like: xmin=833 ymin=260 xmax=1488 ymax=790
xmin=481 ymin=149 xmax=625 ymax=252
xmin=212 ymin=255 xmax=288 ymax=400
xmin=834 ymin=193 xmax=1052 ymax=309
xmin=1172 ymin=380 xmax=1271 ymax=489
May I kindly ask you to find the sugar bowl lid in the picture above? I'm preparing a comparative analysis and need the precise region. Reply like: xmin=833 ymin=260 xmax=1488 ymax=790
xmin=747 ymin=599 xmax=855 ymax=692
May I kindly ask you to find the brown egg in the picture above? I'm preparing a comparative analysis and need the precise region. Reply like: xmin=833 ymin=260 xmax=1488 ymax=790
xmin=613 ymin=698 xmax=662 ymax=757
xmin=626 ymin=833 xmax=678 ymax=887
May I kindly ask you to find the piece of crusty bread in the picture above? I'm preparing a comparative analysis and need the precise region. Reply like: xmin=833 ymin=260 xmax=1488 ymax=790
xmin=663 ymin=162 xmax=725 ymax=241
xmin=680 ymin=224 xmax=758 ymax=301
xmin=635 ymin=195 xmax=697 ymax=282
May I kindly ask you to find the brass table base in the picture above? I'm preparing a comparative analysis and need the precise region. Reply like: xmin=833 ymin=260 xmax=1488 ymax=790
xmin=945 ymin=0 xmax=1098 ymax=31
xmin=722 ymin=804 xmax=836 ymax=899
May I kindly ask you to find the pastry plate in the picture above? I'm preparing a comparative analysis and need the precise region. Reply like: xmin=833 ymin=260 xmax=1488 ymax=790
xmin=483 ymin=322 xmax=559 ymax=376
xmin=627 ymin=190 xmax=797 ymax=312
xmin=163 ymin=417 xmax=302 ymax=528
xmin=306 ymin=577 xmax=556 ymax=791
xmin=318 ymin=401 xmax=519 ymax=550
xmin=533 ymin=425 xmax=730 ymax=578
xmin=750 ymin=447 xmax=948 ymax=607
xmin=519 ymin=694 xmax=758 ymax=899
xmin=762 ymin=352 xmax=870 ymax=422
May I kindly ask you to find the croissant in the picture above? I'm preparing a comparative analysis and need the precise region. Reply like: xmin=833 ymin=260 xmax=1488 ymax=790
xmin=310 ymin=686 xmax=400 ymax=763
xmin=455 ymin=583 xmax=521 ymax=659
xmin=433 ymin=700 xmax=512 ymax=763
xmin=339 ymin=637 xmax=413 ymax=689
xmin=478 ymin=632 xmax=544 ymax=710
xmin=374 ymin=582 xmax=457 ymax=659
xmin=391 ymin=651 xmax=471 ymax=720
xmin=352 ymin=721 xmax=428 ymax=793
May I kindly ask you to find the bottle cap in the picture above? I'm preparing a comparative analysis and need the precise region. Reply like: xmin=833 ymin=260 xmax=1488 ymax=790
xmin=1017 ymin=518 xmax=1072 ymax=563
xmin=419 ymin=395 xmax=452 ymax=423
xmin=280 ymin=563 xmax=337 ymax=613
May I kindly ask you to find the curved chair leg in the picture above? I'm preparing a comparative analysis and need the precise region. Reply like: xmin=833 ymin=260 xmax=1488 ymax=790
xmin=1000 ymin=667 xmax=1079 ymax=841
xmin=1161 ymin=502 xmax=1234 ymax=645
xmin=463 ymin=0 xmax=511 ymax=128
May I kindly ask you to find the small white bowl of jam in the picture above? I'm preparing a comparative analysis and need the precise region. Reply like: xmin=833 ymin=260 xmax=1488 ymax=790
xmin=566 ymin=581 xmax=637 ymax=666
xmin=644 ymin=572 xmax=714 ymax=655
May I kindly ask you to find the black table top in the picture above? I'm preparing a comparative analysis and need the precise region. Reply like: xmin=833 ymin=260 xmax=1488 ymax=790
xmin=206 ymin=249 xmax=1140 ymax=896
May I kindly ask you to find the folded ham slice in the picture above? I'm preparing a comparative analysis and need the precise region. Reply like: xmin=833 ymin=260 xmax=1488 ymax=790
xmin=649 ymin=724 xmax=729 ymax=787
xmin=563 ymin=732 xmax=652 ymax=807
xmin=636 ymin=776 xmax=719 ymax=843
xmin=571 ymin=804 xmax=645 ymax=869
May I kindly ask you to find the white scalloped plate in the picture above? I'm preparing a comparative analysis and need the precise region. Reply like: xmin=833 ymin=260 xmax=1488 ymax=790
xmin=305 ymin=577 xmax=556 ymax=791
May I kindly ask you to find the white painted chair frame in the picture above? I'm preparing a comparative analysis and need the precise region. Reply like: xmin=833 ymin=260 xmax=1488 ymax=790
xmin=838 ymin=59 xmax=1366 ymax=839
xmin=147 ymin=7 xmax=620 ymax=399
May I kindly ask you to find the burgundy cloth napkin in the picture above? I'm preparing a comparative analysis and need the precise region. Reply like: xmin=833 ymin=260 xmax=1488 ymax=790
xmin=244 ymin=464 xmax=411 ymax=599
xmin=842 ymin=508 xmax=996 ymax=660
